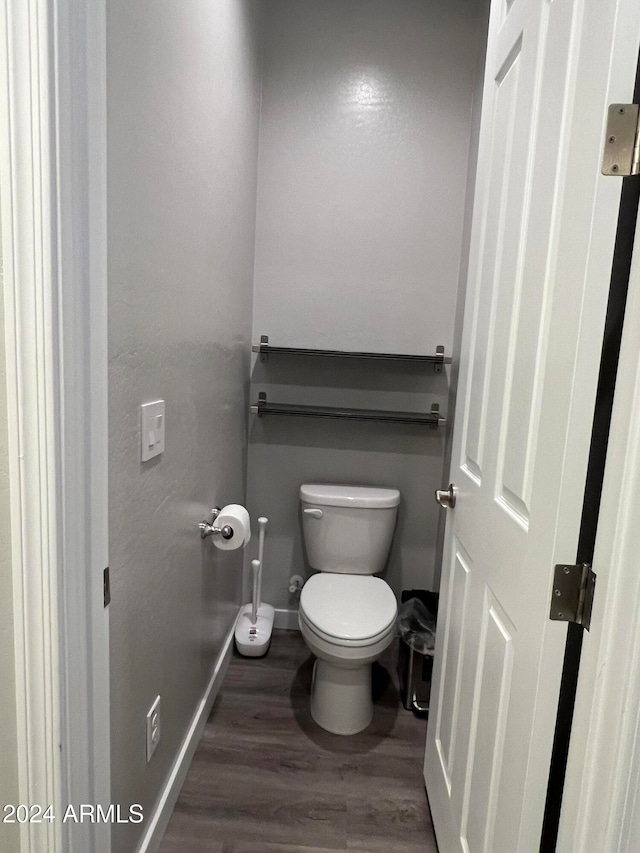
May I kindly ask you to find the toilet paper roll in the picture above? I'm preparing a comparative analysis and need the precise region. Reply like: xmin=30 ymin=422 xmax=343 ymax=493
xmin=213 ymin=504 xmax=251 ymax=550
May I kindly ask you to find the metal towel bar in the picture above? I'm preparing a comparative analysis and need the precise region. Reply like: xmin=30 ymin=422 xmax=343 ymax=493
xmin=250 ymin=393 xmax=445 ymax=428
xmin=252 ymin=335 xmax=451 ymax=372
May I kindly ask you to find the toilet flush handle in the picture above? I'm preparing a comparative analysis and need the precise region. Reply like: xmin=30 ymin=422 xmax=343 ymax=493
xmin=303 ymin=508 xmax=323 ymax=519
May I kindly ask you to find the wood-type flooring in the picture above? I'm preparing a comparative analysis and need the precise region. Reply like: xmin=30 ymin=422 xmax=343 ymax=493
xmin=159 ymin=629 xmax=438 ymax=853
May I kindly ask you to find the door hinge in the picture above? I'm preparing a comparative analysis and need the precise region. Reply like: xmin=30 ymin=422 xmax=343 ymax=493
xmin=103 ymin=567 xmax=111 ymax=607
xmin=602 ymin=104 xmax=640 ymax=176
xmin=549 ymin=563 xmax=596 ymax=631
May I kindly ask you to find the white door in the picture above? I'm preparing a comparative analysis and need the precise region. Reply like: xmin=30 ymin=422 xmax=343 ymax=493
xmin=424 ymin=0 xmax=640 ymax=850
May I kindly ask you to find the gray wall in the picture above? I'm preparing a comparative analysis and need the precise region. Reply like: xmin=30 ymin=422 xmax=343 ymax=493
xmin=247 ymin=0 xmax=488 ymax=612
xmin=0 ymin=212 xmax=20 ymax=853
xmin=107 ymin=3 xmax=263 ymax=851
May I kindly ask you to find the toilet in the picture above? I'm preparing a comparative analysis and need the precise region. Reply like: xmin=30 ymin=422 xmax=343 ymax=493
xmin=298 ymin=483 xmax=400 ymax=735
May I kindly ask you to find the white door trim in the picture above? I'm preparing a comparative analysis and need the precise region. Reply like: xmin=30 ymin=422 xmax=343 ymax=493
xmin=0 ymin=3 xmax=62 ymax=848
xmin=0 ymin=1 xmax=110 ymax=851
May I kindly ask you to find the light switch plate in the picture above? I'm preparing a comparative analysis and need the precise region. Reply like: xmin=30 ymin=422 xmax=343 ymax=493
xmin=141 ymin=400 xmax=165 ymax=461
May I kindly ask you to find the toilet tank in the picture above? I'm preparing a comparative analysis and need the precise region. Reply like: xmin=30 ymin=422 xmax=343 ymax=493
xmin=300 ymin=484 xmax=400 ymax=574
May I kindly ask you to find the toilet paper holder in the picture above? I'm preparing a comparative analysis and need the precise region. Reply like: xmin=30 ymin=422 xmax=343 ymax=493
xmin=199 ymin=507 xmax=234 ymax=540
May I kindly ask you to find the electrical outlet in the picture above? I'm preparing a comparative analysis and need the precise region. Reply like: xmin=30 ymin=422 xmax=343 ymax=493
xmin=146 ymin=695 xmax=161 ymax=762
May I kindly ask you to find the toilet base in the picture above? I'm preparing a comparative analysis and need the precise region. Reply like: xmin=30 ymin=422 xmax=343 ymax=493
xmin=310 ymin=659 xmax=373 ymax=735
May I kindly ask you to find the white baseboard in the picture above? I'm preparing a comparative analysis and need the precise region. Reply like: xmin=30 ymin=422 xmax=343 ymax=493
xmin=274 ymin=608 xmax=299 ymax=630
xmin=136 ymin=616 xmax=237 ymax=853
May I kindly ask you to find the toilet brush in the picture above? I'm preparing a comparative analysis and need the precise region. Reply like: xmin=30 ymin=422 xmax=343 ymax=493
xmin=256 ymin=517 xmax=266 ymax=615
xmin=250 ymin=559 xmax=260 ymax=624
xmin=235 ymin=516 xmax=275 ymax=657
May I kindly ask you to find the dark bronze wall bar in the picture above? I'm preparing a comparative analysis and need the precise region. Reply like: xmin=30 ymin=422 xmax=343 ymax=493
xmin=252 ymin=335 xmax=451 ymax=371
xmin=250 ymin=394 xmax=445 ymax=428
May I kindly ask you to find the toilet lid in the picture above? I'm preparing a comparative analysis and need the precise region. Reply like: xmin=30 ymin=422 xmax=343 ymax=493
xmin=300 ymin=574 xmax=397 ymax=641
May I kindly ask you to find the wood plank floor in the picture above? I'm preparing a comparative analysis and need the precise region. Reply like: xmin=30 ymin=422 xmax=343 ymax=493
xmin=159 ymin=629 xmax=438 ymax=853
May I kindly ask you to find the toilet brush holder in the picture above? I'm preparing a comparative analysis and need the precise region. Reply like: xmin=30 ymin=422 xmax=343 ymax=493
xmin=235 ymin=600 xmax=275 ymax=656
xmin=235 ymin=519 xmax=274 ymax=657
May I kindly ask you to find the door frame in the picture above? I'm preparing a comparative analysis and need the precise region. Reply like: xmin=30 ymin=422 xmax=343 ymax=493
xmin=0 ymin=1 xmax=110 ymax=851
xmin=4 ymin=1 xmax=640 ymax=852
xmin=558 ymin=201 xmax=640 ymax=848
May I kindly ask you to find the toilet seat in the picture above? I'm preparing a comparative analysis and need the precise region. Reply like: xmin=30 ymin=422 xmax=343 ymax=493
xmin=299 ymin=609 xmax=396 ymax=651
xmin=300 ymin=573 xmax=397 ymax=647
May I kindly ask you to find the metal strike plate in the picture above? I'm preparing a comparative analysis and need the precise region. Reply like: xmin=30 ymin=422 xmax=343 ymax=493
xmin=103 ymin=567 xmax=111 ymax=607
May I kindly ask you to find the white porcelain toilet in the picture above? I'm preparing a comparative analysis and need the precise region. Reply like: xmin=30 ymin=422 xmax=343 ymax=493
xmin=298 ymin=483 xmax=400 ymax=735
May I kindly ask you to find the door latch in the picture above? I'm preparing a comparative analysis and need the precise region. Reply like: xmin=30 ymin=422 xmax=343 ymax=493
xmin=435 ymin=484 xmax=457 ymax=509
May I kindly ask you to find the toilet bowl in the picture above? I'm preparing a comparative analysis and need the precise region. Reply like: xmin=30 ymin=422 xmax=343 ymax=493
xmin=298 ymin=484 xmax=400 ymax=735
